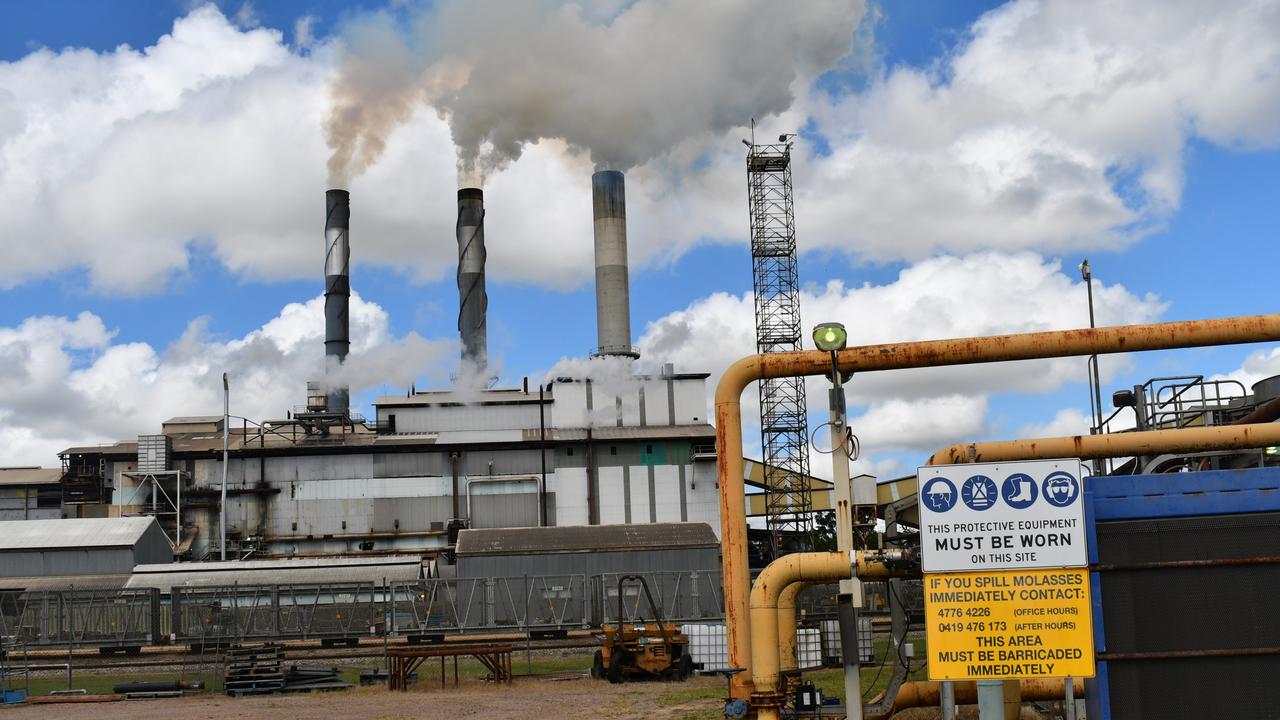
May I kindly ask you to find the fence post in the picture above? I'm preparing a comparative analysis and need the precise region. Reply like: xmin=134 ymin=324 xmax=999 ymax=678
xmin=690 ymin=570 xmax=701 ymax=619
xmin=484 ymin=578 xmax=496 ymax=627
xmin=149 ymin=588 xmax=162 ymax=644
xmin=272 ymin=585 xmax=281 ymax=637
xmin=170 ymin=587 xmax=183 ymax=645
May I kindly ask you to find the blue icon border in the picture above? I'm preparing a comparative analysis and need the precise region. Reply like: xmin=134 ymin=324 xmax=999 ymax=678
xmin=921 ymin=477 xmax=958 ymax=513
xmin=960 ymin=475 xmax=998 ymax=512
xmin=1041 ymin=471 xmax=1080 ymax=508
xmin=1001 ymin=472 xmax=1038 ymax=509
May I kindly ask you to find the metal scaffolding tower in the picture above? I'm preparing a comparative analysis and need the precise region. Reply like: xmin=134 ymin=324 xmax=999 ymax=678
xmin=746 ymin=137 xmax=813 ymax=554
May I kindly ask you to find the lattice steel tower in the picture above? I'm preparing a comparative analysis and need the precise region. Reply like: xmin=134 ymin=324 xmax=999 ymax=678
xmin=746 ymin=136 xmax=812 ymax=554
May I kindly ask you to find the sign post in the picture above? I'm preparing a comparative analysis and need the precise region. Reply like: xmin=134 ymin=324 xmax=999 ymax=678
xmin=917 ymin=459 xmax=1094 ymax=716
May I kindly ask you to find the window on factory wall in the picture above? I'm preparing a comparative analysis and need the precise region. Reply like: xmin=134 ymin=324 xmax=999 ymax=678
xmin=36 ymin=488 xmax=60 ymax=508
xmin=567 ymin=447 xmax=574 ymax=456
xmin=610 ymin=446 xmax=617 ymax=455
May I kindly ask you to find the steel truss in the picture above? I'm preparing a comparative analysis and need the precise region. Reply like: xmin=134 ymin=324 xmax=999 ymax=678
xmin=746 ymin=140 xmax=813 ymax=554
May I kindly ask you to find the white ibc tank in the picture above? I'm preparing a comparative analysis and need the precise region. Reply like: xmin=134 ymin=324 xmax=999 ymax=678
xmin=680 ymin=623 xmax=729 ymax=671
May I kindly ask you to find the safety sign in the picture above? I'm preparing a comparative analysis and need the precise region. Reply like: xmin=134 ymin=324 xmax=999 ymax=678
xmin=917 ymin=459 xmax=1087 ymax=573
xmin=924 ymin=567 xmax=1096 ymax=681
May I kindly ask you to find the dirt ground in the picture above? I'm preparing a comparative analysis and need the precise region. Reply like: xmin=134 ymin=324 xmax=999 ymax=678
xmin=3 ymin=673 xmax=729 ymax=720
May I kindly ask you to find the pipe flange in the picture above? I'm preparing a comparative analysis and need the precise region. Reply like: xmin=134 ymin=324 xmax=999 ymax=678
xmin=750 ymin=690 xmax=786 ymax=710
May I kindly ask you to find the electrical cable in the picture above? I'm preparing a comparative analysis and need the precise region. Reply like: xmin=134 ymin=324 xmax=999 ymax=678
xmin=889 ymin=579 xmax=920 ymax=676
xmin=809 ymin=423 xmax=860 ymax=461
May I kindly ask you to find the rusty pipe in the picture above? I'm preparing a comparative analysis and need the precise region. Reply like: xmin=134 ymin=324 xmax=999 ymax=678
xmin=872 ymin=678 xmax=1085 ymax=716
xmin=777 ymin=581 xmax=809 ymax=676
xmin=717 ymin=313 xmax=1280 ymax=700
xmin=1196 ymin=396 xmax=1280 ymax=469
xmin=751 ymin=552 xmax=895 ymax=720
xmin=751 ymin=552 xmax=854 ymax=712
xmin=927 ymin=422 xmax=1280 ymax=466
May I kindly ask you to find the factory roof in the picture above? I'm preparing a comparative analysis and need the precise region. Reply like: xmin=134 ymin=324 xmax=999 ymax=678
xmin=0 ymin=573 xmax=131 ymax=591
xmin=128 ymin=554 xmax=423 ymax=591
xmin=551 ymin=425 xmax=715 ymax=441
xmin=0 ymin=467 xmax=62 ymax=486
xmin=550 ymin=373 xmax=712 ymax=383
xmin=456 ymin=522 xmax=720 ymax=556
xmin=375 ymin=388 xmax=548 ymax=408
xmin=61 ymin=420 xmax=715 ymax=458
xmin=0 ymin=517 xmax=163 ymax=551
xmin=163 ymin=416 xmax=225 ymax=425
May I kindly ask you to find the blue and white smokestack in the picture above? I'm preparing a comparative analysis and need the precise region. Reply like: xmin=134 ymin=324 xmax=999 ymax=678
xmin=324 ymin=189 xmax=351 ymax=414
xmin=592 ymin=170 xmax=638 ymax=359
xmin=457 ymin=187 xmax=488 ymax=371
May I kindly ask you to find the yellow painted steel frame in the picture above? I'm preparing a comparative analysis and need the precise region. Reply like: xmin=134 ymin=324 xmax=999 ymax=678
xmin=716 ymin=314 xmax=1280 ymax=701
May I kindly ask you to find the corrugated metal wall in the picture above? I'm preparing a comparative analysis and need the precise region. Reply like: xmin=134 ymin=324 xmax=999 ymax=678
xmin=391 ymin=404 xmax=544 ymax=433
xmin=0 ymin=489 xmax=61 ymax=521
xmin=0 ymin=548 xmax=136 ymax=577
xmin=457 ymin=546 xmax=718 ymax=578
xmin=470 ymin=492 xmax=544 ymax=529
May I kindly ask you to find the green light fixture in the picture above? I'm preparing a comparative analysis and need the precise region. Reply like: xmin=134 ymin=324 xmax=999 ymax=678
xmin=812 ymin=322 xmax=848 ymax=352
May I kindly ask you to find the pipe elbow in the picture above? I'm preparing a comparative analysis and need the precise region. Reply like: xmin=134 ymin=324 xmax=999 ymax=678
xmin=750 ymin=552 xmax=853 ymax=609
xmin=715 ymin=355 xmax=764 ymax=408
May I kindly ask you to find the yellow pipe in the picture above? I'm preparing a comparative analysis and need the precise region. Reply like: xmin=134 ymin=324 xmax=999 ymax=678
xmin=751 ymin=552 xmax=853 ymax=703
xmin=717 ymin=313 xmax=1280 ymax=700
xmin=776 ymin=581 xmax=809 ymax=677
xmin=875 ymin=678 xmax=1085 ymax=714
xmin=750 ymin=552 xmax=895 ymax=720
xmin=928 ymin=422 xmax=1280 ymax=465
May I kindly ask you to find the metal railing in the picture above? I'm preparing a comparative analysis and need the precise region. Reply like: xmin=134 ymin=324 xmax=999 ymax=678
xmin=0 ymin=570 xmax=723 ymax=649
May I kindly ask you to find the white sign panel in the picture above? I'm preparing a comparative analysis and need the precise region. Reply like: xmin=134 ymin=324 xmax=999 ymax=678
xmin=917 ymin=459 xmax=1087 ymax=573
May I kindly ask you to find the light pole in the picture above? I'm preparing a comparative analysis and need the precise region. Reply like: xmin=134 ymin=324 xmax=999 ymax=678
xmin=221 ymin=372 xmax=229 ymax=561
xmin=812 ymin=322 xmax=863 ymax=720
xmin=1080 ymin=260 xmax=1104 ymax=475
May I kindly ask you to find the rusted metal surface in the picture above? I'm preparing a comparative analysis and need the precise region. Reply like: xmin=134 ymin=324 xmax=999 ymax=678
xmin=748 ymin=550 xmax=904 ymax=710
xmin=776 ymin=582 xmax=808 ymax=674
xmin=1097 ymin=647 xmax=1280 ymax=661
xmin=750 ymin=553 xmax=852 ymax=698
xmin=869 ymin=678 xmax=1086 ymax=716
xmin=1094 ymin=555 xmax=1280 ymax=572
xmin=716 ymin=313 xmax=1280 ymax=701
xmin=928 ymin=422 xmax=1280 ymax=465
xmin=387 ymin=643 xmax=513 ymax=690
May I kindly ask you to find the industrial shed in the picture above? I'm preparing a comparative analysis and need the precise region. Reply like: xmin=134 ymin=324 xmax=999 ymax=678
xmin=0 ymin=467 xmax=63 ymax=521
xmin=454 ymin=522 xmax=720 ymax=578
xmin=0 ymin=517 xmax=172 ymax=583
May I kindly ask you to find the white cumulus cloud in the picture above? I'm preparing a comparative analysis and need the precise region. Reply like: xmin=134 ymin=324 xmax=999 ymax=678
xmin=0 ymin=294 xmax=452 ymax=468
xmin=637 ymin=251 xmax=1166 ymax=462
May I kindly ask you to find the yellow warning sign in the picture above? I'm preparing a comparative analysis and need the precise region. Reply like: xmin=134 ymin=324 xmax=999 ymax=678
xmin=924 ymin=567 xmax=1095 ymax=681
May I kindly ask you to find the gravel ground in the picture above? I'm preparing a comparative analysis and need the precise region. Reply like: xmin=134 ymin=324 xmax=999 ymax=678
xmin=3 ymin=673 xmax=727 ymax=720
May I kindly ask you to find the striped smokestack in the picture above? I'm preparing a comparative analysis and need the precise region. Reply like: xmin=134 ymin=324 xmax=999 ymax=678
xmin=324 ymin=189 xmax=351 ymax=414
xmin=592 ymin=170 xmax=638 ymax=359
xmin=457 ymin=188 xmax=488 ymax=371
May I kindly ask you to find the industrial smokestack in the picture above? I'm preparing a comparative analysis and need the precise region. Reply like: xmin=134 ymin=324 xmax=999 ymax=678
xmin=324 ymin=189 xmax=351 ymax=414
xmin=591 ymin=170 xmax=638 ymax=359
xmin=457 ymin=188 xmax=488 ymax=372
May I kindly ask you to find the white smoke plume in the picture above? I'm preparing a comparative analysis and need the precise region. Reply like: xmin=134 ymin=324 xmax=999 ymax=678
xmin=543 ymin=354 xmax=650 ymax=428
xmin=324 ymin=332 xmax=454 ymax=394
xmin=325 ymin=0 xmax=866 ymax=185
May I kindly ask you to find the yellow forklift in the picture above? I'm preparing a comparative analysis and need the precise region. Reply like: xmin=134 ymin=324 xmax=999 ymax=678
xmin=591 ymin=575 xmax=693 ymax=683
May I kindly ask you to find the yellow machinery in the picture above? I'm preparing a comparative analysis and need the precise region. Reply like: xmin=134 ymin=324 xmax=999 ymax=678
xmin=591 ymin=575 xmax=693 ymax=683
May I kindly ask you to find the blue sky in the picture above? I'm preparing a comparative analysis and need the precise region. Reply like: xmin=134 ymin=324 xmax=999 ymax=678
xmin=2 ymin=0 xmax=1278 ymax=475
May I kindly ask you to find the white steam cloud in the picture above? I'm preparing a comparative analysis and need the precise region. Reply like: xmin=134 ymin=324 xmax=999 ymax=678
xmin=325 ymin=0 xmax=866 ymax=185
